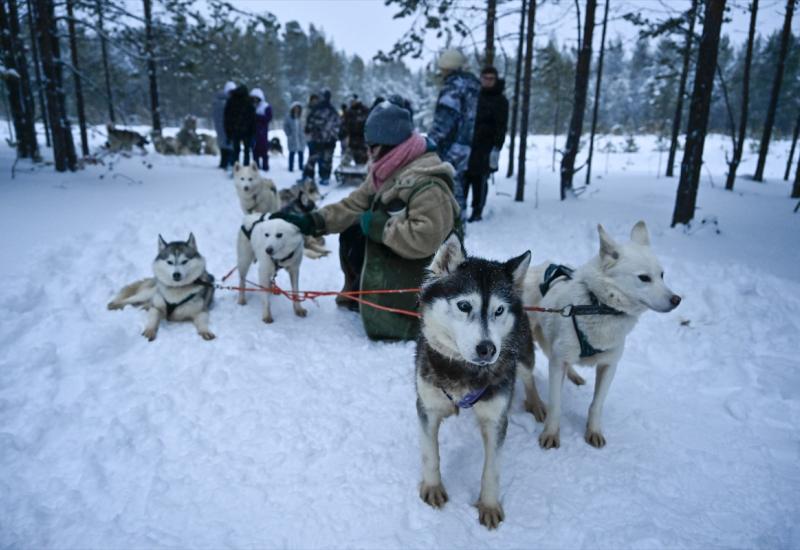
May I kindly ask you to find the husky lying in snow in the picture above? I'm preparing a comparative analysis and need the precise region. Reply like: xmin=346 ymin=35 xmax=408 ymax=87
xmin=233 ymin=161 xmax=279 ymax=215
xmin=523 ymin=221 xmax=681 ymax=449
xmin=107 ymin=234 xmax=215 ymax=341
xmin=106 ymin=124 xmax=148 ymax=152
xmin=237 ymin=215 xmax=306 ymax=323
xmin=415 ymin=235 xmax=545 ymax=530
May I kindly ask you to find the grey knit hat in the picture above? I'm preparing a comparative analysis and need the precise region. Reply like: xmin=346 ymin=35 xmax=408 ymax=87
xmin=364 ymin=101 xmax=413 ymax=146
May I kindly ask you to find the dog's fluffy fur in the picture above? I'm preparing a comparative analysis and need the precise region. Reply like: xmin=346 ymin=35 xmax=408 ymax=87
xmin=523 ymin=221 xmax=681 ymax=449
xmin=106 ymin=124 xmax=148 ymax=152
xmin=233 ymin=162 xmax=279 ymax=215
xmin=237 ymin=216 xmax=306 ymax=323
xmin=108 ymin=233 xmax=215 ymax=341
xmin=278 ymin=187 xmax=330 ymax=259
xmin=415 ymin=235 xmax=543 ymax=530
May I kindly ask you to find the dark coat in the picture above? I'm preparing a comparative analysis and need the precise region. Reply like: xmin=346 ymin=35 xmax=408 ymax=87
xmin=467 ymin=79 xmax=509 ymax=175
xmin=224 ymin=86 xmax=256 ymax=141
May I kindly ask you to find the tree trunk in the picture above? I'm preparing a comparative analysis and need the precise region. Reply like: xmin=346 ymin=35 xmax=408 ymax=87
xmin=725 ymin=0 xmax=758 ymax=191
xmin=585 ymin=0 xmax=609 ymax=186
xmin=559 ymin=0 xmax=597 ymax=200
xmin=35 ymin=0 xmax=77 ymax=171
xmin=66 ymin=0 xmax=88 ymax=156
xmin=671 ymin=0 xmax=726 ymax=227
xmin=666 ymin=0 xmax=698 ymax=177
xmin=484 ymin=0 xmax=496 ymax=66
xmin=785 ymin=113 xmax=800 ymax=180
xmin=97 ymin=0 xmax=115 ymax=123
xmin=143 ymin=0 xmax=162 ymax=133
xmin=753 ymin=0 xmax=794 ymax=182
xmin=26 ymin=0 xmax=50 ymax=147
xmin=0 ymin=0 xmax=38 ymax=158
xmin=792 ymin=144 xmax=800 ymax=197
xmin=515 ymin=0 xmax=536 ymax=201
xmin=505 ymin=0 xmax=526 ymax=179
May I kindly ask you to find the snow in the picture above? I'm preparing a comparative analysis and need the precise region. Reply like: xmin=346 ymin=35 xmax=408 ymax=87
xmin=1 ymin=126 xmax=798 ymax=548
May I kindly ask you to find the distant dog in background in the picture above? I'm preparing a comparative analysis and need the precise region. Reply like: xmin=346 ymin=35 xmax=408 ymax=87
xmin=108 ymin=233 xmax=215 ymax=341
xmin=268 ymin=137 xmax=284 ymax=155
xmin=106 ymin=124 xmax=148 ymax=152
xmin=233 ymin=162 xmax=279 ymax=215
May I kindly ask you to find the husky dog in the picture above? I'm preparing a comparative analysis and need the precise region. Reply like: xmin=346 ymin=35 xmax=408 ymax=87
xmin=237 ymin=215 xmax=306 ymax=323
xmin=279 ymin=178 xmax=322 ymax=207
xmin=268 ymin=136 xmax=284 ymax=155
xmin=106 ymin=124 xmax=148 ymax=152
xmin=278 ymin=190 xmax=330 ymax=259
xmin=107 ymin=234 xmax=215 ymax=341
xmin=523 ymin=221 xmax=681 ymax=450
xmin=233 ymin=162 xmax=279 ymax=215
xmin=415 ymin=235 xmax=544 ymax=530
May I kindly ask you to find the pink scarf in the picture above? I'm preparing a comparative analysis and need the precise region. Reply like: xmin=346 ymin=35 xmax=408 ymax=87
xmin=371 ymin=132 xmax=428 ymax=190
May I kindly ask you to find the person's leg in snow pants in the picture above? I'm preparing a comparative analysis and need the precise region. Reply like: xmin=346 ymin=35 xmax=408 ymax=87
xmin=303 ymin=142 xmax=319 ymax=180
xmin=466 ymin=170 xmax=489 ymax=220
xmin=336 ymin=223 xmax=365 ymax=311
xmin=318 ymin=143 xmax=335 ymax=181
xmin=232 ymin=137 xmax=251 ymax=166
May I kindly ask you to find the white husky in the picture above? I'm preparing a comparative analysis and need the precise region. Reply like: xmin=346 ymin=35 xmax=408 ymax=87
xmin=237 ymin=215 xmax=307 ymax=323
xmin=233 ymin=161 xmax=279 ymax=215
xmin=523 ymin=221 xmax=681 ymax=449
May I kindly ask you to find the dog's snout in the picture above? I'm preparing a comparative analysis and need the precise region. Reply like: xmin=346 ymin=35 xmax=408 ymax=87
xmin=475 ymin=341 xmax=496 ymax=361
xmin=172 ymin=272 xmax=182 ymax=282
xmin=243 ymin=186 xmax=250 ymax=192
xmin=265 ymin=246 xmax=274 ymax=256
xmin=670 ymin=294 xmax=682 ymax=308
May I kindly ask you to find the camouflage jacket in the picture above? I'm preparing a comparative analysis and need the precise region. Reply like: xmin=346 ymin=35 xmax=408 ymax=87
xmin=427 ymin=70 xmax=480 ymax=174
xmin=305 ymin=100 xmax=342 ymax=144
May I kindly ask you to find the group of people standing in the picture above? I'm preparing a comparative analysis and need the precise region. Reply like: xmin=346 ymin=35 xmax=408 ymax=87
xmin=212 ymin=81 xmax=273 ymax=171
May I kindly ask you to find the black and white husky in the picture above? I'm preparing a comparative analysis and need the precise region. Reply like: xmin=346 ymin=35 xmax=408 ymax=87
xmin=107 ymin=234 xmax=215 ymax=341
xmin=415 ymin=235 xmax=545 ymax=530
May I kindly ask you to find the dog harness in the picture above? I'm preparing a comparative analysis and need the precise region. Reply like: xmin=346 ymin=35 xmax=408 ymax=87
xmin=240 ymin=212 xmax=269 ymax=240
xmin=539 ymin=264 xmax=624 ymax=358
xmin=162 ymin=275 xmax=214 ymax=318
xmin=441 ymin=386 xmax=488 ymax=409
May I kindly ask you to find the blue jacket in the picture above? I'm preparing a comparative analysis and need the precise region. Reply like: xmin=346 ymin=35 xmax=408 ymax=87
xmin=428 ymin=70 xmax=480 ymax=175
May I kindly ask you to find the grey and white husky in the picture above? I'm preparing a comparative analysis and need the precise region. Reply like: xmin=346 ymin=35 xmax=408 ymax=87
xmin=523 ymin=221 xmax=681 ymax=450
xmin=415 ymin=235 xmax=545 ymax=530
xmin=237 ymin=215 xmax=306 ymax=323
xmin=107 ymin=234 xmax=215 ymax=341
xmin=233 ymin=161 xmax=279 ymax=215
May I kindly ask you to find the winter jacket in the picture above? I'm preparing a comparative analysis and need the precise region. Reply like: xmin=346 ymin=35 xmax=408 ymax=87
xmin=224 ymin=85 xmax=256 ymax=141
xmin=250 ymin=89 xmax=273 ymax=157
xmin=428 ymin=70 xmax=480 ymax=175
xmin=283 ymin=103 xmax=306 ymax=152
xmin=343 ymin=101 xmax=370 ymax=145
xmin=212 ymin=90 xmax=230 ymax=149
xmin=467 ymin=79 xmax=509 ymax=175
xmin=305 ymin=98 xmax=341 ymax=145
xmin=317 ymin=152 xmax=460 ymax=340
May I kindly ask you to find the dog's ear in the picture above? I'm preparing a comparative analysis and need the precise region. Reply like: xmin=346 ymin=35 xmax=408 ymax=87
xmin=186 ymin=232 xmax=197 ymax=250
xmin=233 ymin=161 xmax=240 ymax=172
xmin=158 ymin=234 xmax=167 ymax=252
xmin=505 ymin=250 xmax=532 ymax=289
xmin=428 ymin=233 xmax=465 ymax=278
xmin=630 ymin=220 xmax=650 ymax=246
xmin=598 ymin=224 xmax=620 ymax=263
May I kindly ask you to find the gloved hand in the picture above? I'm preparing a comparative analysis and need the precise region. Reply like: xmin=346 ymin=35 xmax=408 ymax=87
xmin=360 ymin=209 xmax=390 ymax=243
xmin=489 ymin=147 xmax=500 ymax=172
xmin=269 ymin=211 xmax=323 ymax=236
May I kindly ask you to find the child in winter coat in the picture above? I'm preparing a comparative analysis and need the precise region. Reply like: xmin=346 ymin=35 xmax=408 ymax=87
xmin=283 ymin=102 xmax=306 ymax=172
xmin=250 ymin=88 xmax=272 ymax=171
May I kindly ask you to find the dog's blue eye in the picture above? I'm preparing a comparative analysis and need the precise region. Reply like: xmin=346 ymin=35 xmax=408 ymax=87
xmin=457 ymin=301 xmax=472 ymax=313
xmin=638 ymin=275 xmax=652 ymax=283
xmin=495 ymin=305 xmax=504 ymax=316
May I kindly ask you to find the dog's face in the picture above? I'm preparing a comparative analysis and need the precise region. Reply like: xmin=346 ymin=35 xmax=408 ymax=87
xmin=300 ymin=178 xmax=321 ymax=203
xmin=598 ymin=221 xmax=681 ymax=313
xmin=153 ymin=233 xmax=206 ymax=287
xmin=251 ymin=219 xmax=303 ymax=261
xmin=233 ymin=162 xmax=264 ymax=198
xmin=420 ymin=235 xmax=531 ymax=366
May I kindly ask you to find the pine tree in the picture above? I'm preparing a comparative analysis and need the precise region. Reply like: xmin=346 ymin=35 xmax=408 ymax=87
xmin=505 ymin=0 xmax=526 ymax=178
xmin=66 ymin=0 xmax=89 ymax=156
xmin=515 ymin=0 xmax=535 ymax=202
xmin=666 ymin=0 xmax=698 ymax=177
xmin=585 ymin=0 xmax=609 ymax=185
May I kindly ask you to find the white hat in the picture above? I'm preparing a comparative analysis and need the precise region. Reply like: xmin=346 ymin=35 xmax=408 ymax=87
xmin=249 ymin=88 xmax=265 ymax=102
xmin=437 ymin=49 xmax=466 ymax=71
xmin=224 ymin=81 xmax=236 ymax=94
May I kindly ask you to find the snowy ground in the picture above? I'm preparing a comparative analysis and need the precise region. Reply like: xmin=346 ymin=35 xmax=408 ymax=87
xmin=1 ymin=127 xmax=798 ymax=548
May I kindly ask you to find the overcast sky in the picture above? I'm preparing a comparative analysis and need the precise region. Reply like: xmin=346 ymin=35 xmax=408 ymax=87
xmin=238 ymin=0 xmax=790 ymax=70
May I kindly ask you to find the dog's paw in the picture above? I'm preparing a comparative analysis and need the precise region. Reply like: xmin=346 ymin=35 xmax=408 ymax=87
xmin=107 ymin=302 xmax=123 ymax=310
xmin=524 ymin=399 xmax=547 ymax=423
xmin=585 ymin=429 xmax=606 ymax=448
xmin=199 ymin=330 xmax=216 ymax=341
xmin=419 ymin=483 xmax=448 ymax=509
xmin=567 ymin=369 xmax=586 ymax=386
xmin=477 ymin=501 xmax=505 ymax=530
xmin=237 ymin=295 xmax=247 ymax=306
xmin=262 ymin=314 xmax=274 ymax=324
xmin=538 ymin=430 xmax=560 ymax=449
xmin=294 ymin=306 xmax=308 ymax=318
xmin=142 ymin=328 xmax=157 ymax=341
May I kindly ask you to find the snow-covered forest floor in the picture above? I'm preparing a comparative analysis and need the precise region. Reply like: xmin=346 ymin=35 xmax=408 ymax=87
xmin=1 ymin=127 xmax=798 ymax=548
